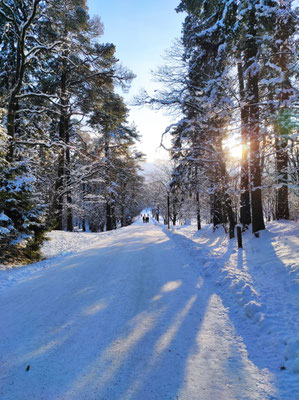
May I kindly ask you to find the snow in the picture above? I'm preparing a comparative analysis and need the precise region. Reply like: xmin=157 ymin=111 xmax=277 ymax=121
xmin=0 ymin=174 xmax=36 ymax=193
xmin=0 ymin=226 xmax=10 ymax=235
xmin=0 ymin=217 xmax=298 ymax=399
xmin=159 ymin=220 xmax=299 ymax=387
xmin=0 ymin=211 xmax=9 ymax=221
xmin=42 ymin=230 xmax=112 ymax=259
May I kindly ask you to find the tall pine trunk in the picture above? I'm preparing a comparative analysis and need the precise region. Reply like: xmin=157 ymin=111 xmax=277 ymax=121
xmin=194 ymin=167 xmax=201 ymax=230
xmin=7 ymin=100 xmax=17 ymax=162
xmin=196 ymin=192 xmax=201 ymax=230
xmin=54 ymin=58 xmax=73 ymax=231
xmin=275 ymin=136 xmax=289 ymax=219
xmin=273 ymin=2 xmax=292 ymax=220
xmin=65 ymin=124 xmax=73 ymax=232
xmin=106 ymin=202 xmax=113 ymax=231
xmin=66 ymin=147 xmax=73 ymax=231
xmin=104 ymin=134 xmax=116 ymax=231
xmin=82 ymin=182 xmax=86 ymax=232
xmin=212 ymin=190 xmax=223 ymax=228
xmin=237 ymin=59 xmax=251 ymax=227
xmin=120 ymin=205 xmax=125 ymax=227
xmin=245 ymin=7 xmax=265 ymax=234
xmin=106 ymin=199 xmax=116 ymax=231
xmin=55 ymin=70 xmax=68 ymax=230
xmin=55 ymin=149 xmax=65 ymax=230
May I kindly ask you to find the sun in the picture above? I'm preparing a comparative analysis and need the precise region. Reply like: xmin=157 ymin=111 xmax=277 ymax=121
xmin=229 ymin=144 xmax=243 ymax=160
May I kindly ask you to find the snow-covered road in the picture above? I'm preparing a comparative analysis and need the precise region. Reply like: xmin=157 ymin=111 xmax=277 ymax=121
xmin=0 ymin=218 xmax=288 ymax=399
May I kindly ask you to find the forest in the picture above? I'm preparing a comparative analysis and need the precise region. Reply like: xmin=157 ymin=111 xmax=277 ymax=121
xmin=0 ymin=0 xmax=145 ymax=263
xmin=143 ymin=0 xmax=298 ymax=237
xmin=0 ymin=0 xmax=298 ymax=264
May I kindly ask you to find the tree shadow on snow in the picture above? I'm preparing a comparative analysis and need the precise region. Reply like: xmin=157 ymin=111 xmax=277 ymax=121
xmin=0 ymin=224 xmax=282 ymax=399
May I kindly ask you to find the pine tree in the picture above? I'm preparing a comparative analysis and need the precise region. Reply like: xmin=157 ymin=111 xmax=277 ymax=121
xmin=37 ymin=0 xmax=134 ymax=231
xmin=243 ymin=1 xmax=265 ymax=233
xmin=0 ymin=0 xmax=138 ymax=261
xmin=268 ymin=0 xmax=296 ymax=219
xmin=0 ymin=151 xmax=46 ymax=262
xmin=177 ymin=1 xmax=237 ymax=235
xmin=0 ymin=0 xmax=52 ymax=260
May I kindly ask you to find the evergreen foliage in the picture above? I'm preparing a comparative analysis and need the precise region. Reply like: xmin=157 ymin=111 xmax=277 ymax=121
xmin=0 ymin=0 xmax=143 ymax=263
xmin=139 ymin=0 xmax=298 ymax=234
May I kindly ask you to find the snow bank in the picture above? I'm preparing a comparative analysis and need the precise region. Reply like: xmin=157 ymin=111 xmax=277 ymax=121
xmin=162 ymin=220 xmax=299 ymax=375
xmin=0 ymin=230 xmax=111 ymax=292
xmin=42 ymin=230 xmax=106 ymax=258
xmin=285 ymin=338 xmax=299 ymax=374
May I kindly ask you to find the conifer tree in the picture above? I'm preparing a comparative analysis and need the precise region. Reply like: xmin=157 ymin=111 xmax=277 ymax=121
xmin=0 ymin=0 xmax=54 ymax=260
xmin=0 ymin=0 xmax=138 ymax=261
xmin=266 ymin=0 xmax=296 ymax=219
xmin=37 ymin=0 xmax=134 ymax=231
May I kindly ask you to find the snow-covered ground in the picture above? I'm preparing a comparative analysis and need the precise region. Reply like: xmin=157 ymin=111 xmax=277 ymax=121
xmin=0 ymin=217 xmax=298 ymax=399
xmin=160 ymin=220 xmax=299 ymax=375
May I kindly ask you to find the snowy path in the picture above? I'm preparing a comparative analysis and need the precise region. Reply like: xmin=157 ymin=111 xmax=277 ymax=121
xmin=0 ymin=219 xmax=283 ymax=399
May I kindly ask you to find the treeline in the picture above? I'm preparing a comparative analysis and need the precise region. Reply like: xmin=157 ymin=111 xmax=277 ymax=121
xmin=142 ymin=0 xmax=298 ymax=235
xmin=0 ymin=0 xmax=144 ymax=263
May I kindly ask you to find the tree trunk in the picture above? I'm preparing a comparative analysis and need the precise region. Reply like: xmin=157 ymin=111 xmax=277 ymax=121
xmin=194 ymin=167 xmax=201 ymax=230
xmin=7 ymin=101 xmax=17 ymax=162
xmin=65 ymin=122 xmax=72 ymax=232
xmin=167 ymin=194 xmax=170 ymax=229
xmin=212 ymin=190 xmax=223 ymax=227
xmin=274 ymin=2 xmax=291 ymax=220
xmin=172 ymin=196 xmax=178 ymax=226
xmin=275 ymin=134 xmax=289 ymax=219
xmin=54 ymin=70 xmax=68 ymax=230
xmin=249 ymin=109 xmax=265 ymax=233
xmin=225 ymin=195 xmax=236 ymax=239
xmin=82 ymin=183 xmax=86 ymax=232
xmin=245 ymin=7 xmax=265 ymax=233
xmin=120 ymin=204 xmax=125 ymax=227
xmin=237 ymin=59 xmax=251 ymax=227
xmin=106 ymin=202 xmax=113 ymax=231
xmin=196 ymin=192 xmax=201 ymax=230
xmin=54 ymin=150 xmax=65 ymax=230
xmin=106 ymin=198 xmax=116 ymax=231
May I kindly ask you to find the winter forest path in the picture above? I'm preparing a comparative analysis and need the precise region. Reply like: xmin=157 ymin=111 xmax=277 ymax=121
xmin=0 ymin=217 xmax=278 ymax=399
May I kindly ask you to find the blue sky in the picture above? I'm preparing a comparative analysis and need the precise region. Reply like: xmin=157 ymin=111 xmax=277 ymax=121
xmin=87 ymin=0 xmax=185 ymax=162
